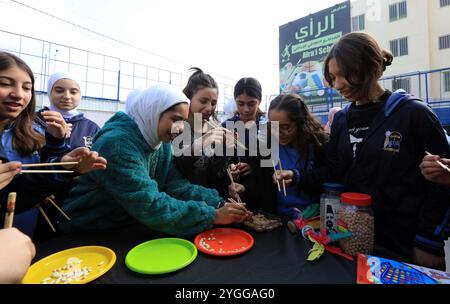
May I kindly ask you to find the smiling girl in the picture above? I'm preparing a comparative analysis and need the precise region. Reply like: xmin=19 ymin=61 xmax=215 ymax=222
xmin=60 ymin=84 xmax=249 ymax=236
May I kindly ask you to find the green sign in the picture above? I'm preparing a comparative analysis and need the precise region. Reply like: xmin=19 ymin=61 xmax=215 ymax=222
xmin=279 ymin=1 xmax=351 ymax=103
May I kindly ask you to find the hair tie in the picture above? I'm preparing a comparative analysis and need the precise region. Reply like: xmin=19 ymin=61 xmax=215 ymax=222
xmin=383 ymin=59 xmax=392 ymax=67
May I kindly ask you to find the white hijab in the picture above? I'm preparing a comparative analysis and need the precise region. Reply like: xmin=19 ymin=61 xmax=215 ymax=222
xmin=125 ymin=84 xmax=190 ymax=150
xmin=47 ymin=71 xmax=82 ymax=118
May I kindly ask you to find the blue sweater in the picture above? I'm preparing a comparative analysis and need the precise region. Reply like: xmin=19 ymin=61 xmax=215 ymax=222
xmin=276 ymin=145 xmax=317 ymax=219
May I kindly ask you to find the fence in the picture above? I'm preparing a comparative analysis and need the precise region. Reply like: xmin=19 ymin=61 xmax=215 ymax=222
xmin=0 ymin=29 xmax=236 ymax=114
xmin=1 ymin=30 xmax=449 ymax=127
xmin=287 ymin=67 xmax=450 ymax=126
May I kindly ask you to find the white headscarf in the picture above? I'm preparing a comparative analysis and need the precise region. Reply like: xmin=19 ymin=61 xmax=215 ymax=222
xmin=47 ymin=71 xmax=82 ymax=118
xmin=125 ymin=84 xmax=190 ymax=150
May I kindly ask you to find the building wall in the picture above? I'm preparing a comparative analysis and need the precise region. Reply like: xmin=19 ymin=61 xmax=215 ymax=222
xmin=350 ymin=0 xmax=450 ymax=100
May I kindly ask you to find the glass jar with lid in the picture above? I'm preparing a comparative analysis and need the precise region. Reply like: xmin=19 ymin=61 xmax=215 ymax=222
xmin=338 ymin=192 xmax=374 ymax=256
xmin=320 ymin=183 xmax=345 ymax=234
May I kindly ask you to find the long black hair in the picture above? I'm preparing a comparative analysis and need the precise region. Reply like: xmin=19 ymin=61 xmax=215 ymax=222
xmin=233 ymin=77 xmax=264 ymax=118
xmin=269 ymin=93 xmax=327 ymax=157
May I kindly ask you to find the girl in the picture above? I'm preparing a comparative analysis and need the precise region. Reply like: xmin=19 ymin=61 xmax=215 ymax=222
xmin=173 ymin=68 xmax=235 ymax=198
xmin=59 ymin=84 xmax=249 ymax=236
xmin=277 ymin=32 xmax=450 ymax=269
xmin=222 ymin=77 xmax=265 ymax=178
xmin=269 ymin=93 xmax=328 ymax=219
xmin=0 ymin=51 xmax=107 ymax=236
xmin=36 ymin=71 xmax=100 ymax=149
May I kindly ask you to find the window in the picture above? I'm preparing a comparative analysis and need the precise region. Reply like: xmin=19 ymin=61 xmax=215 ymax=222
xmin=439 ymin=34 xmax=450 ymax=50
xmin=389 ymin=1 xmax=407 ymax=21
xmin=441 ymin=0 xmax=450 ymax=8
xmin=392 ymin=77 xmax=411 ymax=92
xmin=444 ymin=71 xmax=450 ymax=92
xmin=352 ymin=14 xmax=365 ymax=31
xmin=390 ymin=37 xmax=408 ymax=57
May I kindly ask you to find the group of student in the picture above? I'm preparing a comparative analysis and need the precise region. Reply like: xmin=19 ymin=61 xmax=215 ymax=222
xmin=1 ymin=32 xmax=450 ymax=283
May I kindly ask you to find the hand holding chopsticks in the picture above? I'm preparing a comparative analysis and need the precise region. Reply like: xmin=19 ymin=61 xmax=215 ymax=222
xmin=425 ymin=151 xmax=450 ymax=174
xmin=272 ymin=159 xmax=287 ymax=197
xmin=421 ymin=152 xmax=450 ymax=186
xmin=226 ymin=168 xmax=244 ymax=204
xmin=206 ymin=120 xmax=248 ymax=151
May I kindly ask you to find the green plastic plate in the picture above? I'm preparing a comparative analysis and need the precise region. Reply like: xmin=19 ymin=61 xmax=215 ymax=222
xmin=125 ymin=238 xmax=197 ymax=275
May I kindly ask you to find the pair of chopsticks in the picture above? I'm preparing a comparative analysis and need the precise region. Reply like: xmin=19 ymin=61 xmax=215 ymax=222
xmin=206 ymin=120 xmax=248 ymax=151
xmin=20 ymin=161 xmax=79 ymax=174
xmin=272 ymin=159 xmax=287 ymax=197
xmin=3 ymin=192 xmax=16 ymax=228
xmin=38 ymin=196 xmax=71 ymax=233
xmin=226 ymin=168 xmax=243 ymax=204
xmin=425 ymin=151 xmax=450 ymax=174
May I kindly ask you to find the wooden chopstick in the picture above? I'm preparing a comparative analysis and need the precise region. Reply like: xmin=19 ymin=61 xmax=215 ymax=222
xmin=271 ymin=159 xmax=281 ymax=192
xmin=226 ymin=168 xmax=243 ymax=204
xmin=21 ymin=161 xmax=79 ymax=168
xmin=207 ymin=120 xmax=248 ymax=151
xmin=3 ymin=192 xmax=16 ymax=229
xmin=38 ymin=206 xmax=56 ymax=233
xmin=278 ymin=160 xmax=287 ymax=197
xmin=46 ymin=197 xmax=71 ymax=221
xmin=20 ymin=170 xmax=74 ymax=174
xmin=425 ymin=151 xmax=450 ymax=174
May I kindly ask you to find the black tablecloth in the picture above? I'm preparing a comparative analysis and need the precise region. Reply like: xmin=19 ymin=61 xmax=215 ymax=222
xmin=34 ymin=224 xmax=356 ymax=284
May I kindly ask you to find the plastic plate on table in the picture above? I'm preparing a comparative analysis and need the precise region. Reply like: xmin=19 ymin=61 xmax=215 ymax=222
xmin=22 ymin=246 xmax=116 ymax=284
xmin=194 ymin=228 xmax=254 ymax=256
xmin=125 ymin=238 xmax=197 ymax=275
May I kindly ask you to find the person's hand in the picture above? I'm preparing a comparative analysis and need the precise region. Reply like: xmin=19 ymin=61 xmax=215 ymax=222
xmin=192 ymin=128 xmax=230 ymax=155
xmin=0 ymin=161 xmax=21 ymax=190
xmin=65 ymin=123 xmax=73 ymax=139
xmin=236 ymin=162 xmax=252 ymax=177
xmin=413 ymin=247 xmax=445 ymax=271
xmin=272 ymin=170 xmax=294 ymax=187
xmin=41 ymin=111 xmax=70 ymax=139
xmin=61 ymin=147 xmax=107 ymax=174
xmin=0 ymin=228 xmax=36 ymax=284
xmin=419 ymin=154 xmax=450 ymax=186
xmin=228 ymin=182 xmax=245 ymax=201
xmin=213 ymin=202 xmax=249 ymax=225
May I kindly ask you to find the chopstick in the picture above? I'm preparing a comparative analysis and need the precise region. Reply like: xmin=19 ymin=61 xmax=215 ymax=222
xmin=45 ymin=197 xmax=71 ymax=221
xmin=425 ymin=151 xmax=450 ymax=174
xmin=226 ymin=168 xmax=243 ymax=204
xmin=206 ymin=120 xmax=248 ymax=151
xmin=271 ymin=159 xmax=282 ymax=192
xmin=3 ymin=192 xmax=16 ymax=229
xmin=21 ymin=162 xmax=79 ymax=168
xmin=38 ymin=206 xmax=56 ymax=232
xmin=278 ymin=160 xmax=287 ymax=197
xmin=20 ymin=170 xmax=74 ymax=174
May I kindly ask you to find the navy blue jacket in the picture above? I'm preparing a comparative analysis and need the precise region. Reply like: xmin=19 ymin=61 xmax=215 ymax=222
xmin=36 ymin=107 xmax=100 ymax=149
xmin=299 ymin=90 xmax=450 ymax=260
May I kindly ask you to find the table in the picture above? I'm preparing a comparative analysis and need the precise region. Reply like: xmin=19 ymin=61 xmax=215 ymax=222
xmin=34 ymin=223 xmax=356 ymax=284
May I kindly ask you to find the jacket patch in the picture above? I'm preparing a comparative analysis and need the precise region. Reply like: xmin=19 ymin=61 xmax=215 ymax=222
xmin=383 ymin=131 xmax=402 ymax=153
xmin=83 ymin=136 xmax=94 ymax=149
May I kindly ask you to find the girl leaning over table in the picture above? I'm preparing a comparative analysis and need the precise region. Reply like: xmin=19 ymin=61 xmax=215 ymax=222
xmin=268 ymin=93 xmax=328 ymax=220
xmin=59 ymin=84 xmax=249 ymax=236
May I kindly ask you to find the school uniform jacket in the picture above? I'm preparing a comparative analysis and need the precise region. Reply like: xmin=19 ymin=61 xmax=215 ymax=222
xmin=299 ymin=89 xmax=450 ymax=259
